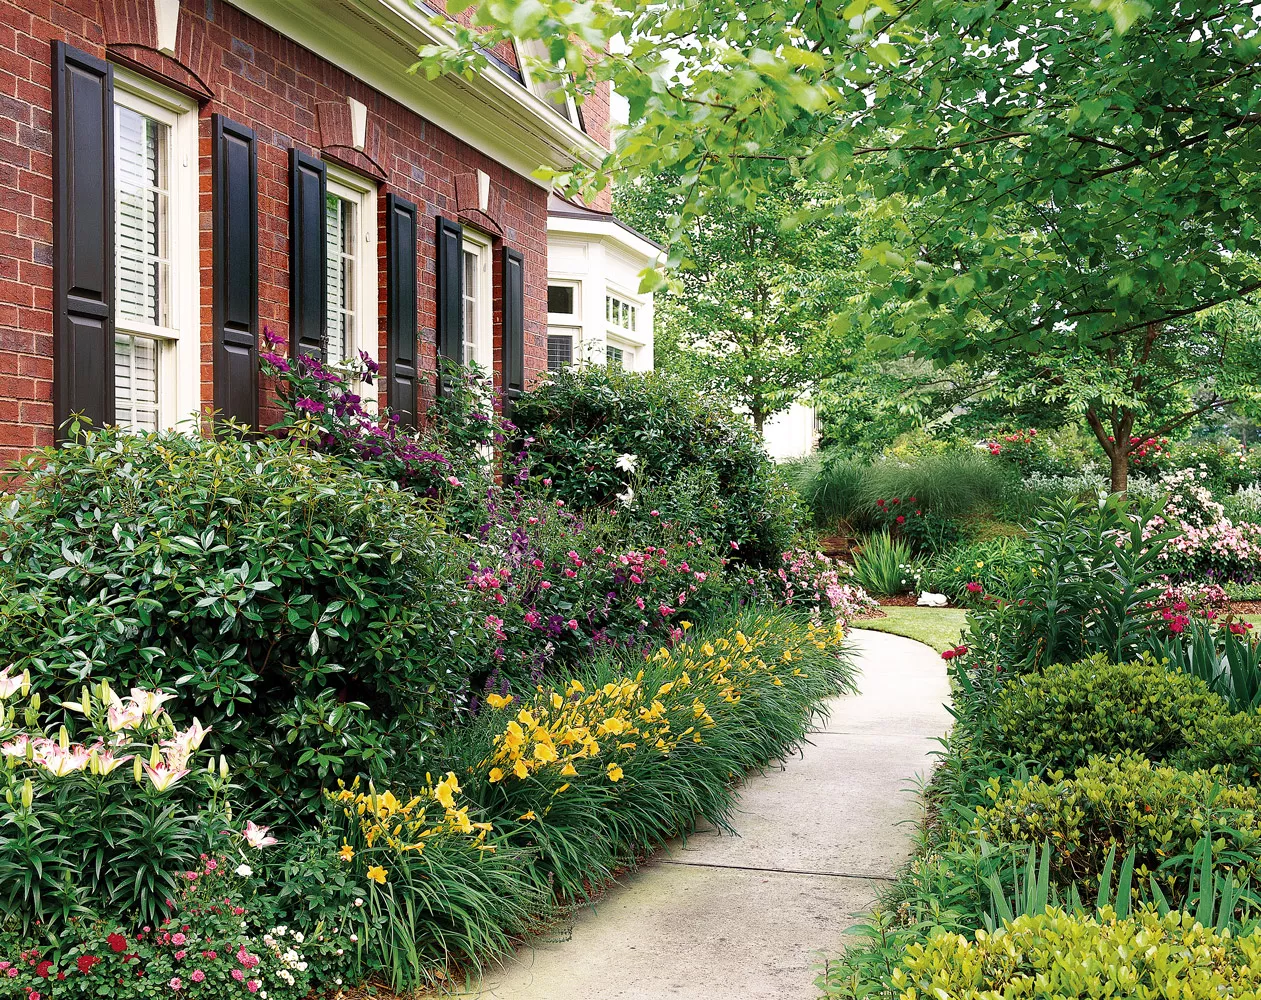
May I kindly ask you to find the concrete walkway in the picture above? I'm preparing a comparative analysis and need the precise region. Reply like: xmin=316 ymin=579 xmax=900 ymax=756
xmin=470 ymin=629 xmax=951 ymax=1000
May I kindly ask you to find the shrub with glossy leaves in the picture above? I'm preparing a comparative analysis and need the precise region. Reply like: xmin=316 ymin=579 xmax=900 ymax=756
xmin=975 ymin=755 xmax=1261 ymax=893
xmin=891 ymin=908 xmax=1261 ymax=1000
xmin=0 ymin=427 xmax=480 ymax=809
xmin=509 ymin=365 xmax=800 ymax=566
xmin=988 ymin=654 xmax=1254 ymax=773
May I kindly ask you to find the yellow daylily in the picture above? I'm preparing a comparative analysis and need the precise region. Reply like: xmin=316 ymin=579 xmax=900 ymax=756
xmin=607 ymin=763 xmax=624 ymax=782
xmin=366 ymin=865 xmax=388 ymax=885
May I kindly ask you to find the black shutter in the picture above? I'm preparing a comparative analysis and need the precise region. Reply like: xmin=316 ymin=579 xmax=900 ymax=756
xmin=211 ymin=114 xmax=259 ymax=431
xmin=502 ymin=246 xmax=525 ymax=411
xmin=289 ymin=148 xmax=327 ymax=360
xmin=385 ymin=193 xmax=419 ymax=429
xmin=435 ymin=215 xmax=463 ymax=392
xmin=52 ymin=41 xmax=114 ymax=437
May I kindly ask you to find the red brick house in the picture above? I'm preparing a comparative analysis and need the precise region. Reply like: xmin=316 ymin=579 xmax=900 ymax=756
xmin=0 ymin=0 xmax=617 ymax=464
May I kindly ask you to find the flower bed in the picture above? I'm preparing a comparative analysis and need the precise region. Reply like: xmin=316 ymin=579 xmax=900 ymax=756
xmin=819 ymin=493 xmax=1261 ymax=999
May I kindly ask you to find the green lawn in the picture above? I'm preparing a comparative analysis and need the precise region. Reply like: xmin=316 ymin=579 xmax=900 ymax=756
xmin=853 ymin=607 xmax=968 ymax=653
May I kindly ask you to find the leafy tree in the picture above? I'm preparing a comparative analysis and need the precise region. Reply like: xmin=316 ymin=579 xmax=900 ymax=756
xmin=418 ymin=0 xmax=1261 ymax=491
xmin=614 ymin=180 xmax=860 ymax=432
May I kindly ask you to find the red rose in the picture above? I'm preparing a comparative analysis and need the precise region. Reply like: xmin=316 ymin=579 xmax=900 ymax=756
xmin=76 ymin=956 xmax=100 ymax=975
xmin=895 ymin=515 xmax=906 ymax=524
xmin=107 ymin=935 xmax=127 ymax=954
xmin=36 ymin=961 xmax=52 ymax=978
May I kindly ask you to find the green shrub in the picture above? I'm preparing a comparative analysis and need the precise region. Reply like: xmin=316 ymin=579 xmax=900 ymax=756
xmin=890 ymin=909 xmax=1261 ymax=999
xmin=975 ymin=755 xmax=1261 ymax=893
xmin=988 ymin=654 xmax=1248 ymax=772
xmin=0 ymin=427 xmax=480 ymax=809
xmin=510 ymin=365 xmax=799 ymax=566
xmin=920 ymin=536 xmax=1033 ymax=601
xmin=851 ymin=531 xmax=918 ymax=595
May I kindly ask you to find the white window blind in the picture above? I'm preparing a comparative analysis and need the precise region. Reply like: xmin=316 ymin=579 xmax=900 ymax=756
xmin=114 ymin=333 xmax=160 ymax=431
xmin=326 ymin=192 xmax=356 ymax=363
xmin=115 ymin=105 xmax=169 ymax=329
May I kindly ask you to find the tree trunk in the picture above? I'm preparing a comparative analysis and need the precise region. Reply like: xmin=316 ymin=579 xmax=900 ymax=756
xmin=1109 ymin=448 xmax=1128 ymax=496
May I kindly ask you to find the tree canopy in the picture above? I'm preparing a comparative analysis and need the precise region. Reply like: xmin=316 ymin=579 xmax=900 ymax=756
xmin=418 ymin=0 xmax=1261 ymax=485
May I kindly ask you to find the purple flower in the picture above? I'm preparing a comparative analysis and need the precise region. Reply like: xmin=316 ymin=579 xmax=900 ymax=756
xmin=295 ymin=397 xmax=326 ymax=414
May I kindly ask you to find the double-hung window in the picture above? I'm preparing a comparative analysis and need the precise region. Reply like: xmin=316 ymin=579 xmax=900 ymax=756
xmin=547 ymin=281 xmax=580 ymax=371
xmin=324 ymin=166 xmax=378 ymax=391
xmin=461 ymin=229 xmax=493 ymax=369
xmin=112 ymin=69 xmax=198 ymax=431
xmin=605 ymin=292 xmax=640 ymax=369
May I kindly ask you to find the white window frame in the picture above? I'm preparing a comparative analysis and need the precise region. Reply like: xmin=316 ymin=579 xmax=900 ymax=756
xmin=605 ymin=291 xmax=640 ymax=336
xmin=547 ymin=279 xmax=580 ymax=323
xmin=546 ymin=329 xmax=577 ymax=372
xmin=461 ymin=227 xmax=494 ymax=370
xmin=605 ymin=336 xmax=636 ymax=369
xmin=516 ymin=38 xmax=581 ymax=127
xmin=111 ymin=66 xmax=199 ymax=432
xmin=324 ymin=164 xmax=379 ymax=403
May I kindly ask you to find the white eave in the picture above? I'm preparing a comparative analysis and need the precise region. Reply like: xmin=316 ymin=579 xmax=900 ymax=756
xmin=547 ymin=196 xmax=663 ymax=263
xmin=228 ymin=0 xmax=607 ymax=186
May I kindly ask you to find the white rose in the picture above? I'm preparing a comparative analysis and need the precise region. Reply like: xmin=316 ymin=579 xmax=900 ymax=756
xmin=236 ymin=863 xmax=253 ymax=878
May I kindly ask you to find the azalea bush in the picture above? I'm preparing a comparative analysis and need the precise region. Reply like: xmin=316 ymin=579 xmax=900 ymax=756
xmin=741 ymin=549 xmax=877 ymax=621
xmin=1144 ymin=467 xmax=1261 ymax=584
xmin=0 ymin=427 xmax=480 ymax=808
xmin=462 ymin=484 xmax=734 ymax=692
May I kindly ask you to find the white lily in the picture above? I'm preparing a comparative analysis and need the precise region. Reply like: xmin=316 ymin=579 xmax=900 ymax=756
xmin=242 ymin=820 xmax=278 ymax=849
xmin=616 ymin=486 xmax=635 ymax=507
xmin=130 ymin=688 xmax=176 ymax=716
xmin=615 ymin=453 xmax=638 ymax=474
xmin=0 ymin=667 xmax=25 ymax=700
xmin=143 ymin=760 xmax=190 ymax=793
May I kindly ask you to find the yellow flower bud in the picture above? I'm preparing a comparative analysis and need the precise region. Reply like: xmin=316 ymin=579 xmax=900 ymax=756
xmin=134 ymin=756 xmax=144 ymax=783
xmin=21 ymin=778 xmax=33 ymax=809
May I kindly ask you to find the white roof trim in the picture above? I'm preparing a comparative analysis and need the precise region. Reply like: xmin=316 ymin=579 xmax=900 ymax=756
xmin=547 ymin=213 xmax=663 ymax=264
xmin=228 ymin=0 xmax=606 ymax=186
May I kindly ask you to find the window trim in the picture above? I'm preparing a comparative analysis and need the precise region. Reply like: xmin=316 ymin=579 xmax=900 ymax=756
xmin=605 ymin=290 xmax=640 ymax=336
xmin=324 ymin=163 xmax=379 ymax=403
xmin=547 ymin=279 xmax=579 ymax=322
xmin=111 ymin=66 xmax=198 ymax=432
xmin=516 ymin=38 xmax=582 ymax=128
xmin=460 ymin=227 xmax=494 ymax=369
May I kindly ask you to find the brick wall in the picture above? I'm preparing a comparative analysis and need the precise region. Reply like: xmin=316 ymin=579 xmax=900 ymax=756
xmin=0 ymin=0 xmax=582 ymax=466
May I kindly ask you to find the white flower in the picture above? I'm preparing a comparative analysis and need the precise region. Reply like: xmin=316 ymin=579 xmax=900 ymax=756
xmin=615 ymin=453 xmax=638 ymax=474
xmin=616 ymin=486 xmax=635 ymax=507
xmin=236 ymin=863 xmax=253 ymax=878
xmin=354 ymin=898 xmax=364 ymax=907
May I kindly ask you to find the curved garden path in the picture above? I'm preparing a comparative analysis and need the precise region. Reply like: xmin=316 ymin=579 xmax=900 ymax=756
xmin=468 ymin=629 xmax=951 ymax=1000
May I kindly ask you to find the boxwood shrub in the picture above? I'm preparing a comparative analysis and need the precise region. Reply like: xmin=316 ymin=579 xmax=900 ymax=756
xmin=0 ymin=427 xmax=482 ymax=810
xmin=892 ymin=909 xmax=1261 ymax=999
xmin=510 ymin=365 xmax=800 ymax=567
xmin=975 ymin=754 xmax=1261 ymax=892
xmin=988 ymin=654 xmax=1258 ymax=772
